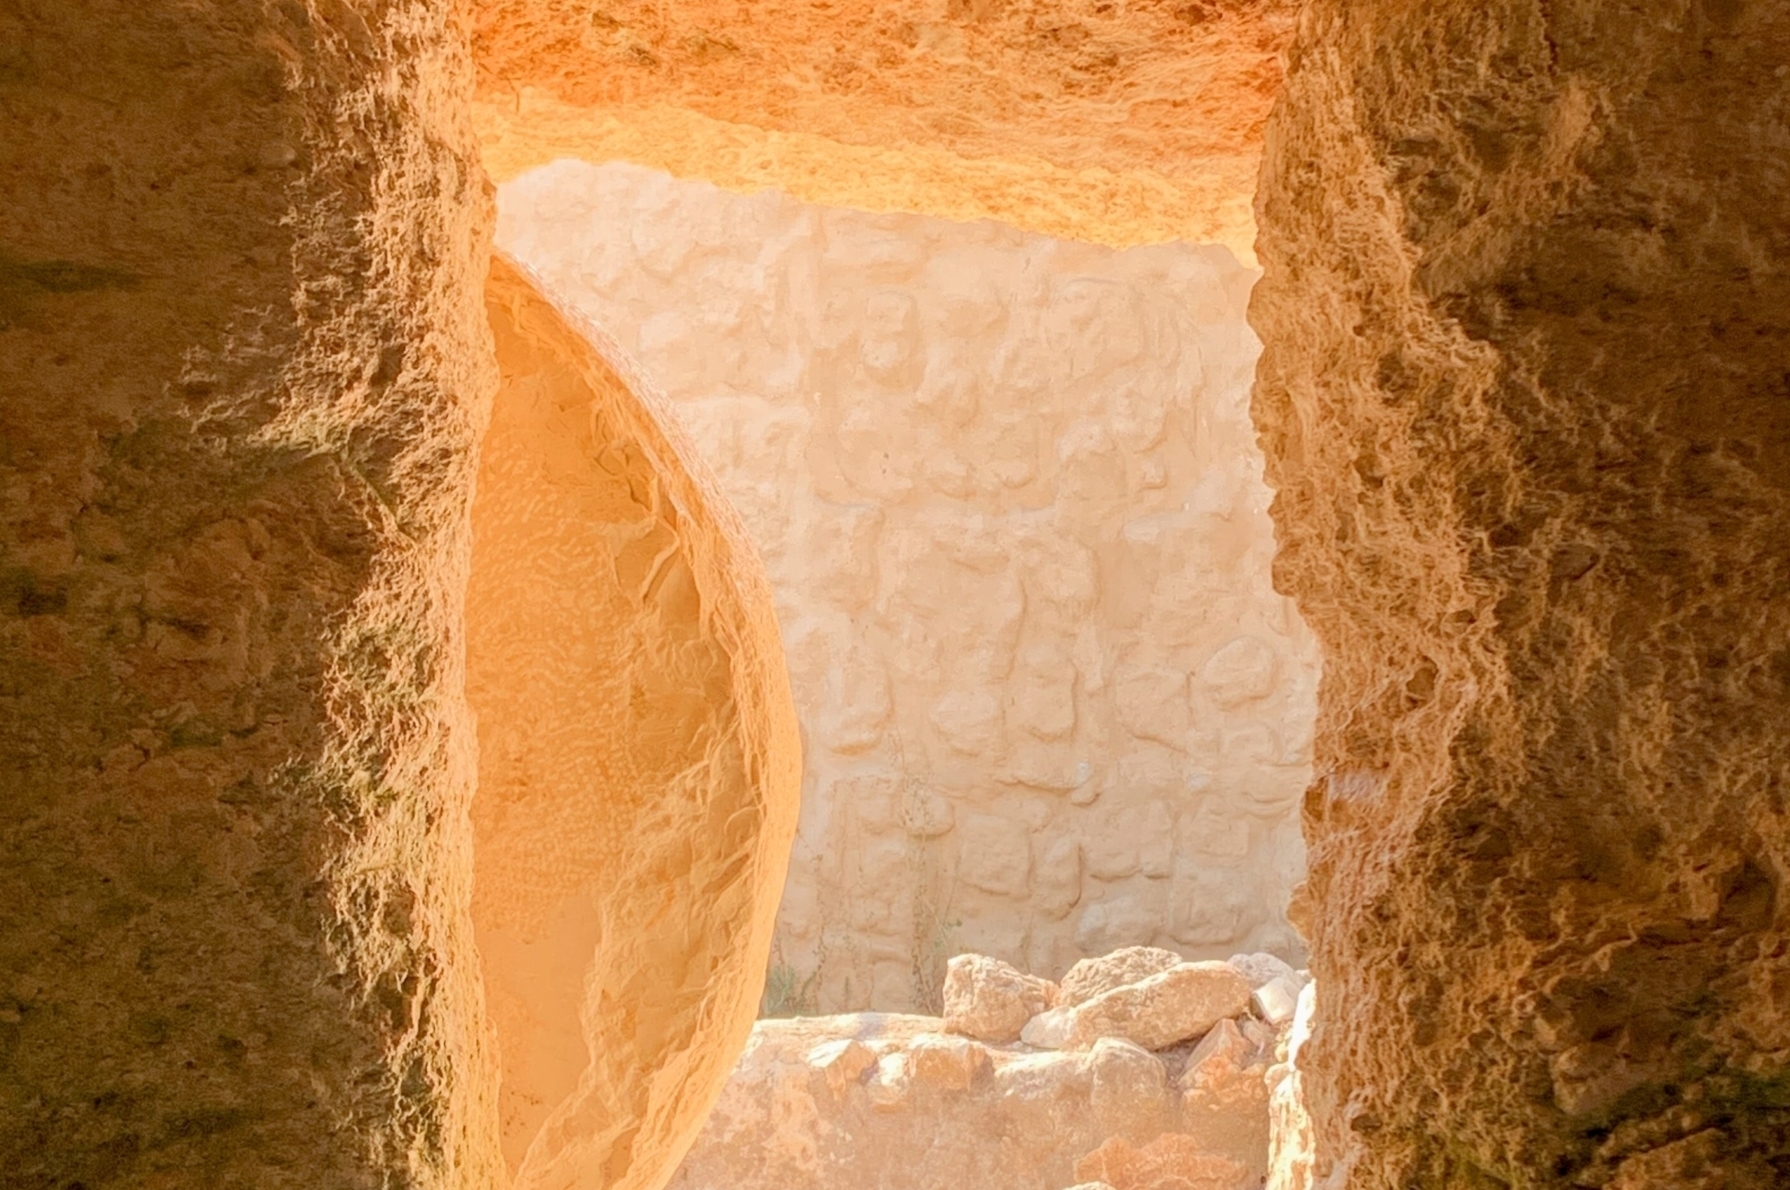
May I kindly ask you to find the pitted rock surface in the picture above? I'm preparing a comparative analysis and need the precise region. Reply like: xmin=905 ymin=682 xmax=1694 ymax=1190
xmin=1254 ymin=1 xmax=1790 ymax=1184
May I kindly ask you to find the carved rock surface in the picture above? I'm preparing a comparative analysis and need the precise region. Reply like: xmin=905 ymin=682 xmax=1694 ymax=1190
xmin=1253 ymin=2 xmax=1790 ymax=1185
xmin=469 ymin=258 xmax=801 ymax=1189
xmin=499 ymin=161 xmax=1319 ymax=1012
xmin=944 ymin=954 xmax=1056 ymax=1043
xmin=0 ymin=3 xmax=502 ymax=1184
xmin=470 ymin=0 xmax=1296 ymax=259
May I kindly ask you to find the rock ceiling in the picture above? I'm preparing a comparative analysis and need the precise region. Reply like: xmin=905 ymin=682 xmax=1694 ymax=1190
xmin=471 ymin=0 xmax=1295 ymax=261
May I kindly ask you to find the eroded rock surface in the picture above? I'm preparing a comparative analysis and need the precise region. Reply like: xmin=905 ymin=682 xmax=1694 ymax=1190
xmin=0 ymin=3 xmax=501 ymax=1184
xmin=470 ymin=0 xmax=1295 ymax=258
xmin=1253 ymin=2 xmax=1790 ymax=1184
xmin=498 ymin=161 xmax=1319 ymax=1013
xmin=471 ymin=257 xmax=801 ymax=1189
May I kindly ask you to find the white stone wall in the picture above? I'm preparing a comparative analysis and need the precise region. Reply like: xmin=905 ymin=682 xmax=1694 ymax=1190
xmin=497 ymin=162 xmax=1319 ymax=1013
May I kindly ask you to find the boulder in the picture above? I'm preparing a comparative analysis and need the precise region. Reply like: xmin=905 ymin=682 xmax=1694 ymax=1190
xmin=944 ymin=953 xmax=1057 ymax=1042
xmin=1059 ymin=946 xmax=1185 ymax=1007
xmin=1064 ymin=962 xmax=1251 ymax=1051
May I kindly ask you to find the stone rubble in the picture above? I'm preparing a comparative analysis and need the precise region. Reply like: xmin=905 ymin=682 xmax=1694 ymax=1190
xmin=944 ymin=954 xmax=1058 ymax=1043
xmin=669 ymin=948 xmax=1317 ymax=1190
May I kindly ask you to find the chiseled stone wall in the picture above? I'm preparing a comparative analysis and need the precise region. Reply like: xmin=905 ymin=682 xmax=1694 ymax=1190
xmin=498 ymin=161 xmax=1319 ymax=1013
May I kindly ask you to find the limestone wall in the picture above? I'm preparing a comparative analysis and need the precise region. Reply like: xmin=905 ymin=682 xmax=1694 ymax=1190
xmin=497 ymin=162 xmax=1319 ymax=1014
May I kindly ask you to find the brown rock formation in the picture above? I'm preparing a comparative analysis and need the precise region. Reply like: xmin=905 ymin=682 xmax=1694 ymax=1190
xmin=1252 ymin=1 xmax=1790 ymax=1185
xmin=0 ymin=2 xmax=500 ymax=1184
xmin=1 ymin=9 xmax=797 ymax=1189
xmin=469 ymin=0 xmax=1295 ymax=258
xmin=470 ymin=257 xmax=800 ymax=1188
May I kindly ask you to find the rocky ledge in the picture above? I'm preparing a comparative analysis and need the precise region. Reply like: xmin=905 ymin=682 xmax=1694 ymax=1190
xmin=668 ymin=948 xmax=1317 ymax=1190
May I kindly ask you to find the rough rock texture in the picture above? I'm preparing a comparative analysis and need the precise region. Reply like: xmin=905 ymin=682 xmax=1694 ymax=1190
xmin=471 ymin=0 xmax=1294 ymax=260
xmin=1060 ymin=946 xmax=1189 ymax=1007
xmin=665 ymin=1011 xmax=1272 ymax=1190
xmin=1061 ymin=962 xmax=1252 ymax=1051
xmin=0 ymin=3 xmax=503 ymax=1185
xmin=498 ymin=161 xmax=1318 ymax=1013
xmin=943 ymin=954 xmax=1056 ymax=1043
xmin=469 ymin=258 xmax=801 ymax=1188
xmin=1253 ymin=2 xmax=1790 ymax=1185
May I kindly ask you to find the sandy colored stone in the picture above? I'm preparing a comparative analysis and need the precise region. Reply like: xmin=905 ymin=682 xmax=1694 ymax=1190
xmin=0 ymin=3 xmax=503 ymax=1183
xmin=1060 ymin=946 xmax=1188 ymax=1007
xmin=1065 ymin=963 xmax=1251 ymax=1051
xmin=1254 ymin=3 xmax=1790 ymax=1183
xmin=944 ymin=954 xmax=1056 ymax=1043
xmin=1074 ymin=1133 xmax=1252 ymax=1190
xmin=1180 ymin=1019 xmax=1272 ymax=1178
xmin=499 ymin=162 xmax=1317 ymax=1012
xmin=1226 ymin=951 xmax=1297 ymax=991
xmin=668 ymin=1013 xmax=1267 ymax=1190
xmin=470 ymin=256 xmax=801 ymax=1189
xmin=1250 ymin=976 xmax=1301 ymax=1027
xmin=470 ymin=0 xmax=1295 ymax=260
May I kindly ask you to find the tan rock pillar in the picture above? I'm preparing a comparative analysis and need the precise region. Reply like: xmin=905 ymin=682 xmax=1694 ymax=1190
xmin=1252 ymin=1 xmax=1790 ymax=1185
xmin=0 ymin=2 xmax=501 ymax=1184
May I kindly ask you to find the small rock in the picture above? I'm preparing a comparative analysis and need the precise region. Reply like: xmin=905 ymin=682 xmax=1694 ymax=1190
xmin=1226 ymin=951 xmax=1297 ymax=990
xmin=944 ymin=953 xmax=1055 ymax=1042
xmin=1059 ymin=945 xmax=1184 ymax=1007
xmin=1065 ymin=961 xmax=1252 ymax=1051
xmin=908 ymin=1033 xmax=991 ymax=1091
xmin=1021 ymin=1005 xmax=1074 ymax=1050
xmin=806 ymin=1037 xmax=876 ymax=1097
xmin=1251 ymin=974 xmax=1301 ymax=1026
xmin=865 ymin=1051 xmax=910 ymax=1112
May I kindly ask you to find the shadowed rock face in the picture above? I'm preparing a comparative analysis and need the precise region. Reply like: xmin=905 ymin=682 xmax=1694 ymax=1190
xmin=0 ymin=7 xmax=797 ymax=1188
xmin=1252 ymin=1 xmax=1790 ymax=1185
xmin=0 ymin=2 xmax=502 ymax=1185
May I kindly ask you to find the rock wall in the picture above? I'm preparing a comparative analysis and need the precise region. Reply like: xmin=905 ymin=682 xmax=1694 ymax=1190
xmin=470 ymin=257 xmax=800 ymax=1190
xmin=1252 ymin=1 xmax=1790 ymax=1185
xmin=470 ymin=0 xmax=1294 ymax=260
xmin=0 ymin=2 xmax=501 ymax=1185
xmin=498 ymin=161 xmax=1319 ymax=1014
xmin=0 ymin=9 xmax=800 ymax=1190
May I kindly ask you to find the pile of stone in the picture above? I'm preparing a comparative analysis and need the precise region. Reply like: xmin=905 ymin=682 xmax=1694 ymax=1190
xmin=666 ymin=946 xmax=1316 ymax=1190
